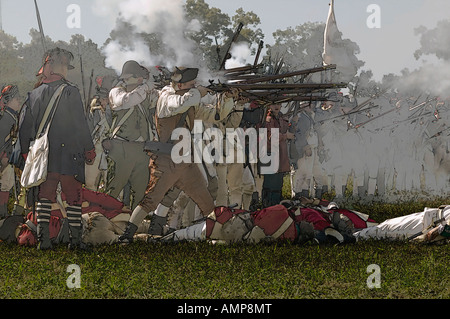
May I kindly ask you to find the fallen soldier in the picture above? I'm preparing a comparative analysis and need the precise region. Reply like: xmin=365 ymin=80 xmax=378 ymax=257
xmin=354 ymin=205 xmax=450 ymax=244
xmin=157 ymin=198 xmax=378 ymax=245
xmin=0 ymin=188 xmax=142 ymax=247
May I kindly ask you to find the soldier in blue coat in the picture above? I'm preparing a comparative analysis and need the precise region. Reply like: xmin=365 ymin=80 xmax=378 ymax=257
xmin=19 ymin=48 xmax=96 ymax=250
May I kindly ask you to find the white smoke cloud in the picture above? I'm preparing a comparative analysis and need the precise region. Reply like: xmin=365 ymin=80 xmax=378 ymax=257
xmin=93 ymin=0 xmax=201 ymax=74
xmin=225 ymin=42 xmax=252 ymax=69
xmin=397 ymin=62 xmax=450 ymax=99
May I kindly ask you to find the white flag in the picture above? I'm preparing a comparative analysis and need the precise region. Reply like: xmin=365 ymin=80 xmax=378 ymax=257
xmin=322 ymin=0 xmax=357 ymax=82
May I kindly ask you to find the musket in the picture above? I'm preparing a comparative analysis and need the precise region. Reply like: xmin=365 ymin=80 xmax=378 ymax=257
xmin=241 ymin=65 xmax=338 ymax=84
xmin=254 ymin=40 xmax=264 ymax=67
xmin=227 ymin=82 xmax=348 ymax=91
xmin=376 ymin=105 xmax=450 ymax=134
xmin=220 ymin=22 xmax=244 ymax=70
xmin=408 ymin=206 xmax=447 ymax=241
xmin=224 ymin=63 xmax=264 ymax=75
xmin=274 ymin=57 xmax=284 ymax=75
xmin=226 ymin=74 xmax=263 ymax=81
xmin=207 ymin=81 xmax=346 ymax=92
xmin=34 ymin=0 xmax=47 ymax=53
xmin=77 ymin=40 xmax=87 ymax=110
xmin=214 ymin=36 xmax=221 ymax=67
xmin=352 ymin=105 xmax=401 ymax=130
xmin=347 ymin=88 xmax=389 ymax=114
xmin=288 ymin=101 xmax=301 ymax=167
xmin=317 ymin=102 xmax=382 ymax=125
xmin=257 ymin=95 xmax=332 ymax=104
xmin=86 ymin=69 xmax=94 ymax=114
xmin=409 ymin=96 xmax=438 ymax=111
xmin=207 ymin=80 xmax=346 ymax=105
xmin=373 ymin=111 xmax=433 ymax=132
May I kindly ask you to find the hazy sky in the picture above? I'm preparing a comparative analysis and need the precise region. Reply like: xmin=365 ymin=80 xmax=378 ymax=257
xmin=1 ymin=0 xmax=449 ymax=80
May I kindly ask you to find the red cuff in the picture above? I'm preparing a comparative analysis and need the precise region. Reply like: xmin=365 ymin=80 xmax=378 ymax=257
xmin=22 ymin=153 xmax=28 ymax=161
xmin=85 ymin=149 xmax=96 ymax=162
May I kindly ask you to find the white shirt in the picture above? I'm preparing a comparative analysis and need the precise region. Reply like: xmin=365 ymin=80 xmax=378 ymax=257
xmin=157 ymin=86 xmax=202 ymax=119
xmin=109 ymin=82 xmax=156 ymax=111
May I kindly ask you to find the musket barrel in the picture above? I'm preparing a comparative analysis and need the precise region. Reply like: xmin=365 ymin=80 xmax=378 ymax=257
xmin=228 ymin=82 xmax=347 ymax=90
xmin=254 ymin=40 xmax=264 ymax=67
xmin=224 ymin=63 xmax=265 ymax=75
xmin=242 ymin=65 xmax=337 ymax=84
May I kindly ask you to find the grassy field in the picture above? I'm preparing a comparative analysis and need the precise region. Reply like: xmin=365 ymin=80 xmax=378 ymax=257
xmin=0 ymin=198 xmax=449 ymax=301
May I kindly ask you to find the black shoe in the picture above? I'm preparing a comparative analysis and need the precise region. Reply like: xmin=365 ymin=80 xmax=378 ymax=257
xmin=37 ymin=222 xmax=53 ymax=250
xmin=118 ymin=222 xmax=138 ymax=244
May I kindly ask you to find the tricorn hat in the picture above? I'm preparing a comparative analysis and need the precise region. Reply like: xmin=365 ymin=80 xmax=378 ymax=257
xmin=37 ymin=47 xmax=75 ymax=76
xmin=119 ymin=60 xmax=150 ymax=80
xmin=0 ymin=85 xmax=19 ymax=110
xmin=171 ymin=67 xmax=199 ymax=83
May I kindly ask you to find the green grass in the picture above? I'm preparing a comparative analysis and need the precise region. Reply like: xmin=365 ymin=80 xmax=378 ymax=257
xmin=1 ymin=186 xmax=449 ymax=300
xmin=0 ymin=232 xmax=448 ymax=299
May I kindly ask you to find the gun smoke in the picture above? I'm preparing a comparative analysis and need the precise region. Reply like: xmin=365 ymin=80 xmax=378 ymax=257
xmin=93 ymin=0 xmax=202 ymax=76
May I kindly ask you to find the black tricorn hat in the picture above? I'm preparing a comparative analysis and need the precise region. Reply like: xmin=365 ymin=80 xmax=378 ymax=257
xmin=119 ymin=60 xmax=150 ymax=80
xmin=171 ymin=67 xmax=199 ymax=83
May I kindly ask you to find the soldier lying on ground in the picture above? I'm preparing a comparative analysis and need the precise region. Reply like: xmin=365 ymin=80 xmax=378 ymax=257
xmin=152 ymin=197 xmax=378 ymax=245
xmin=0 ymin=188 xmax=139 ymax=247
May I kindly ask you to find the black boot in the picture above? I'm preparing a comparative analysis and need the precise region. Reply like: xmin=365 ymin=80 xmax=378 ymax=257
xmin=67 ymin=205 xmax=85 ymax=249
xmin=37 ymin=221 xmax=52 ymax=250
xmin=55 ymin=218 xmax=71 ymax=245
xmin=147 ymin=215 xmax=167 ymax=242
xmin=68 ymin=225 xmax=86 ymax=250
xmin=118 ymin=222 xmax=138 ymax=244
